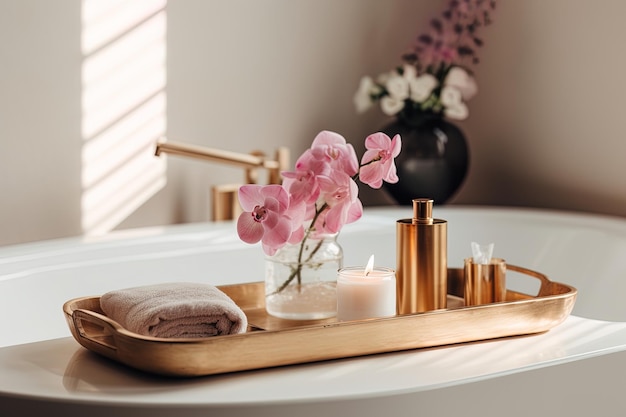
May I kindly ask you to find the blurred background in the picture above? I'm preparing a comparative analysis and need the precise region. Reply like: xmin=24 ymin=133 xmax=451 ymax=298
xmin=1 ymin=0 xmax=625 ymax=246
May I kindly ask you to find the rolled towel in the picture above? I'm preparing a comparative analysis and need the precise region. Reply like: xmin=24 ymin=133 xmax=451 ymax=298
xmin=100 ymin=282 xmax=248 ymax=338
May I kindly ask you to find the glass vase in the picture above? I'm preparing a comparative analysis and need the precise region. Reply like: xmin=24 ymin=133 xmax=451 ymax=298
xmin=265 ymin=233 xmax=343 ymax=320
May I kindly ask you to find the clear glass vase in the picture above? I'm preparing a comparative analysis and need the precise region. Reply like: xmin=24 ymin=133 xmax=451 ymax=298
xmin=265 ymin=233 xmax=343 ymax=320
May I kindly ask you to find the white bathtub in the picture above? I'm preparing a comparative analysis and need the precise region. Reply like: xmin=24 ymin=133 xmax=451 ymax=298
xmin=1 ymin=206 xmax=626 ymax=416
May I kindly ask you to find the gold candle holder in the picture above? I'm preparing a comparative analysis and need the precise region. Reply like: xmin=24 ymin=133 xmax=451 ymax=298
xmin=464 ymin=257 xmax=507 ymax=306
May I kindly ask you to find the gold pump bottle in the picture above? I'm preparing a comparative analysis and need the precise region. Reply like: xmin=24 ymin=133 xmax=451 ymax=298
xmin=396 ymin=198 xmax=447 ymax=314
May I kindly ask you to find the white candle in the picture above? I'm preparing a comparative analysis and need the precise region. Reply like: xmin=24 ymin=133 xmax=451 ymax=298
xmin=336 ymin=255 xmax=397 ymax=321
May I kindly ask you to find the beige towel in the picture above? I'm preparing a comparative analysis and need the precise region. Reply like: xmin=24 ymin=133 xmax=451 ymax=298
xmin=100 ymin=282 xmax=248 ymax=338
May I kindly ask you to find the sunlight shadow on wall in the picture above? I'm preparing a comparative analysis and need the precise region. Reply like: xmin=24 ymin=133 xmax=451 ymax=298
xmin=81 ymin=0 xmax=167 ymax=235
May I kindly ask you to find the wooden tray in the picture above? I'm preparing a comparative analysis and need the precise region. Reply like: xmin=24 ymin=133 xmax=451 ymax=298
xmin=63 ymin=266 xmax=576 ymax=377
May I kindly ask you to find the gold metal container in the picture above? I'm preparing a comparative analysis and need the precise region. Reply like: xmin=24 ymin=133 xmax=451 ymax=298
xmin=396 ymin=198 xmax=447 ymax=314
xmin=464 ymin=257 xmax=507 ymax=306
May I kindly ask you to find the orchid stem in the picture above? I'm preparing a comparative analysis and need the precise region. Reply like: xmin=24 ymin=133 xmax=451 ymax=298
xmin=269 ymin=202 xmax=329 ymax=296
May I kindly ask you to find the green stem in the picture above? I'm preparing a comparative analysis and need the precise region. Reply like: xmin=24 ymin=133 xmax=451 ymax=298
xmin=269 ymin=202 xmax=329 ymax=295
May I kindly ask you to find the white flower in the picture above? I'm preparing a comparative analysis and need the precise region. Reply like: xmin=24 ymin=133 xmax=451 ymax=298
xmin=355 ymin=63 xmax=478 ymax=121
xmin=444 ymin=66 xmax=478 ymax=101
xmin=409 ymin=73 xmax=438 ymax=102
xmin=353 ymin=76 xmax=377 ymax=114
xmin=402 ymin=64 xmax=418 ymax=80
xmin=444 ymin=102 xmax=469 ymax=120
xmin=440 ymin=86 xmax=463 ymax=107
xmin=380 ymin=96 xmax=405 ymax=115
xmin=385 ymin=73 xmax=410 ymax=101
xmin=441 ymin=86 xmax=469 ymax=120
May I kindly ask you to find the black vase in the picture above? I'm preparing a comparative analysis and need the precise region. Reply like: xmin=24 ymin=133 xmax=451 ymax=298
xmin=382 ymin=114 xmax=469 ymax=205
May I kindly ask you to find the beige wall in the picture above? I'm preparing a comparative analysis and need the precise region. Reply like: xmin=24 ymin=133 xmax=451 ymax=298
xmin=0 ymin=0 xmax=83 ymax=245
xmin=2 ymin=0 xmax=626 ymax=246
xmin=457 ymin=0 xmax=626 ymax=216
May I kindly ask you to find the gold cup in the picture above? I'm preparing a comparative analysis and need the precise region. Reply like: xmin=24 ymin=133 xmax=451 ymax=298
xmin=464 ymin=257 xmax=506 ymax=306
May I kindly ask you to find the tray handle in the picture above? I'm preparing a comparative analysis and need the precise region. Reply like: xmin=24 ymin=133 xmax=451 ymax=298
xmin=507 ymin=264 xmax=555 ymax=297
xmin=73 ymin=309 xmax=119 ymax=356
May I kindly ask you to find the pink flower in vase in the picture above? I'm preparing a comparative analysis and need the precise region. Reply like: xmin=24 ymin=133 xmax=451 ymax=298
xmin=359 ymin=133 xmax=402 ymax=189
xmin=316 ymin=170 xmax=363 ymax=234
xmin=236 ymin=130 xmax=402 ymax=258
xmin=305 ymin=130 xmax=359 ymax=177
xmin=237 ymin=184 xmax=294 ymax=255
xmin=282 ymin=169 xmax=320 ymax=206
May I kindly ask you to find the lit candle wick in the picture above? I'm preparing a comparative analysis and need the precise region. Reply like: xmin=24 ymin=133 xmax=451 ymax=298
xmin=364 ymin=254 xmax=375 ymax=277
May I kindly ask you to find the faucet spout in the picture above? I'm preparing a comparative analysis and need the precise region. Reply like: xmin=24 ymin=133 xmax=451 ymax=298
xmin=154 ymin=138 xmax=290 ymax=220
xmin=155 ymin=140 xmax=266 ymax=169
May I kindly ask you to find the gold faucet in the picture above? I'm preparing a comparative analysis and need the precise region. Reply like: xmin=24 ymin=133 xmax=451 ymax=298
xmin=155 ymin=138 xmax=290 ymax=221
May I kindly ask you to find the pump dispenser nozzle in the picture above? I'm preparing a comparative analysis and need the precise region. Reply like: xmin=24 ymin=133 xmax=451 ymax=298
xmin=413 ymin=198 xmax=434 ymax=224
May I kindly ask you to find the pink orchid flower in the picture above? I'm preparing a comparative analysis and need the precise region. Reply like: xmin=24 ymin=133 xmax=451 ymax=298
xmin=317 ymin=171 xmax=363 ymax=234
xmin=281 ymin=169 xmax=320 ymax=206
xmin=284 ymin=198 xmax=307 ymax=244
xmin=236 ymin=184 xmax=293 ymax=255
xmin=294 ymin=149 xmax=331 ymax=177
xmin=306 ymin=130 xmax=359 ymax=177
xmin=236 ymin=130 xmax=402 ymax=260
xmin=359 ymin=133 xmax=402 ymax=189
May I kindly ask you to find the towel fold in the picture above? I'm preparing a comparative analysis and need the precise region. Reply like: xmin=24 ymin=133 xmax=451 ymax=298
xmin=100 ymin=282 xmax=248 ymax=338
